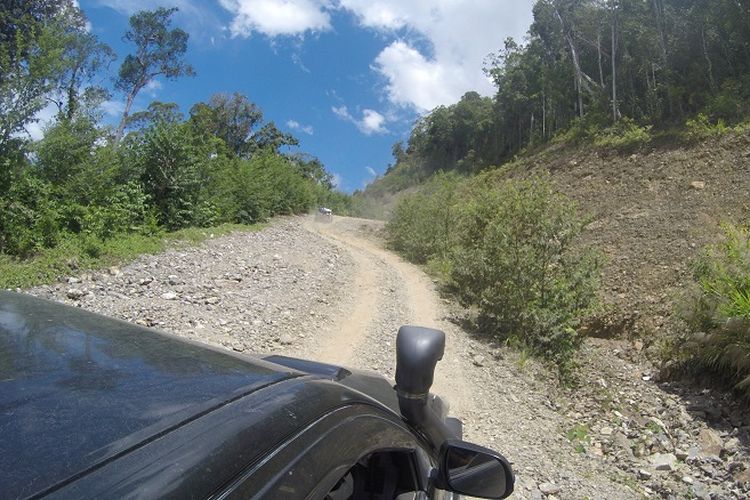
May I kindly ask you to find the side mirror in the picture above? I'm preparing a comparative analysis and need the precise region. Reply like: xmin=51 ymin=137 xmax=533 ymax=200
xmin=437 ymin=440 xmax=514 ymax=499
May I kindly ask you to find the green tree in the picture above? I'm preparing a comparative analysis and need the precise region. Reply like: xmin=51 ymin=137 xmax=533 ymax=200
xmin=0 ymin=0 xmax=72 ymax=155
xmin=54 ymin=27 xmax=115 ymax=121
xmin=126 ymin=101 xmax=184 ymax=130
xmin=114 ymin=7 xmax=194 ymax=142
xmin=137 ymin=123 xmax=202 ymax=229
xmin=203 ymin=92 xmax=263 ymax=157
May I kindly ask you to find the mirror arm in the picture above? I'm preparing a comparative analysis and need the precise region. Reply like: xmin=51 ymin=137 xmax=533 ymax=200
xmin=398 ymin=393 xmax=455 ymax=455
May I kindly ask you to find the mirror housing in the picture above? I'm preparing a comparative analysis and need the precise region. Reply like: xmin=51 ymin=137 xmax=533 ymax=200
xmin=437 ymin=440 xmax=514 ymax=499
xmin=395 ymin=325 xmax=445 ymax=398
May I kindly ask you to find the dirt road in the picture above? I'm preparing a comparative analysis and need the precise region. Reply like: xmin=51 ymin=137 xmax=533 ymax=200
xmin=302 ymin=216 xmax=475 ymax=422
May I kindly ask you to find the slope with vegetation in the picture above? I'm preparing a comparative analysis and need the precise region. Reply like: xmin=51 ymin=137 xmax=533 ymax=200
xmin=0 ymin=1 xmax=350 ymax=286
xmin=357 ymin=0 xmax=750 ymax=391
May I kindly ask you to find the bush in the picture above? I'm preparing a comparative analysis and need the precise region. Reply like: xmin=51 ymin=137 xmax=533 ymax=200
xmin=387 ymin=172 xmax=601 ymax=377
xmin=685 ymin=113 xmax=730 ymax=141
xmin=82 ymin=182 xmax=151 ymax=239
xmin=386 ymin=172 xmax=459 ymax=264
xmin=137 ymin=123 xmax=203 ymax=230
xmin=449 ymin=175 xmax=601 ymax=377
xmin=0 ymin=172 xmax=62 ymax=256
xmin=674 ymin=224 xmax=750 ymax=394
xmin=593 ymin=118 xmax=652 ymax=151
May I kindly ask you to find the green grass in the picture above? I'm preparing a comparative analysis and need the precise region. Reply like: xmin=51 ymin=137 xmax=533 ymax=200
xmin=0 ymin=223 xmax=265 ymax=289
xmin=645 ymin=420 xmax=663 ymax=434
xmin=565 ymin=423 xmax=591 ymax=453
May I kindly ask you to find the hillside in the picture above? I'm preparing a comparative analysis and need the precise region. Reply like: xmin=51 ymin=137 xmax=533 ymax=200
xmin=358 ymin=132 xmax=750 ymax=346
xmin=501 ymin=135 xmax=750 ymax=342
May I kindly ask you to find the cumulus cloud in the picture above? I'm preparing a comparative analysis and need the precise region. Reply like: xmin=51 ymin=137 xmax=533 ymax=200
xmin=94 ymin=0 xmax=218 ymax=35
xmin=340 ymin=0 xmax=535 ymax=112
xmin=373 ymin=41 xmax=463 ymax=112
xmin=101 ymin=99 xmax=126 ymax=117
xmin=214 ymin=1 xmax=533 ymax=111
xmin=219 ymin=0 xmax=331 ymax=37
xmin=144 ymin=79 xmax=163 ymax=97
xmin=332 ymin=105 xmax=388 ymax=135
xmin=286 ymin=119 xmax=314 ymax=135
xmin=22 ymin=103 xmax=58 ymax=142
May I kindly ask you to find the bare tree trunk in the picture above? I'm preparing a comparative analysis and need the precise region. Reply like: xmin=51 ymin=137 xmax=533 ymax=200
xmin=651 ymin=0 xmax=672 ymax=115
xmin=554 ymin=4 xmax=602 ymax=119
xmin=597 ymin=29 xmax=605 ymax=88
xmin=701 ymin=23 xmax=717 ymax=91
xmin=652 ymin=0 xmax=669 ymax=66
xmin=574 ymin=74 xmax=583 ymax=118
xmin=115 ymin=93 xmax=136 ymax=143
xmin=611 ymin=1 xmax=619 ymax=122
xmin=542 ymin=90 xmax=547 ymax=139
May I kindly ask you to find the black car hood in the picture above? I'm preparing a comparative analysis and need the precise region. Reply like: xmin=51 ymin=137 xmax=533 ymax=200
xmin=0 ymin=292 xmax=299 ymax=498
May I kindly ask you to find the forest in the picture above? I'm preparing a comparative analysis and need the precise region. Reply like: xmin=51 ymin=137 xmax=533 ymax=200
xmin=365 ymin=0 xmax=750 ymax=194
xmin=0 ymin=1 xmax=347 ymax=263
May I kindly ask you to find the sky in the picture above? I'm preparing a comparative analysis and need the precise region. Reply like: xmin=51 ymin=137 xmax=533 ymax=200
xmin=64 ymin=0 xmax=536 ymax=191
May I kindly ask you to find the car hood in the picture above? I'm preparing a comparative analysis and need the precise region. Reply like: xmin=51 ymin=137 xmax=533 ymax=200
xmin=0 ymin=291 xmax=299 ymax=498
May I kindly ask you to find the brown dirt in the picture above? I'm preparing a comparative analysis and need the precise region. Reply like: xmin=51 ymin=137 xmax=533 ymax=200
xmin=503 ymin=133 xmax=750 ymax=342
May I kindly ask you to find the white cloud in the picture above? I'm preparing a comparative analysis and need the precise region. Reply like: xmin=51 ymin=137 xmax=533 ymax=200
xmin=219 ymin=0 xmax=331 ymax=37
xmin=286 ymin=119 xmax=314 ymax=135
xmin=144 ymin=79 xmax=163 ymax=97
xmin=101 ymin=100 xmax=126 ymax=117
xmin=332 ymin=105 xmax=388 ymax=135
xmin=330 ymin=172 xmax=342 ymax=188
xmin=360 ymin=109 xmax=387 ymax=134
xmin=95 ymin=0 xmax=218 ymax=36
xmin=22 ymin=103 xmax=58 ymax=142
xmin=373 ymin=41 xmax=461 ymax=112
xmin=339 ymin=0 xmax=535 ymax=112
xmin=365 ymin=166 xmax=376 ymax=177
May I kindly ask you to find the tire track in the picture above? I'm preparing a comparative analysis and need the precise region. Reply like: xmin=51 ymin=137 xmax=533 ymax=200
xmin=303 ymin=216 xmax=476 ymax=421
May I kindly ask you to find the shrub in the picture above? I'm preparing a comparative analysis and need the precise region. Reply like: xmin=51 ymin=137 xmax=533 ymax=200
xmin=675 ymin=224 xmax=750 ymax=394
xmin=0 ymin=172 xmax=62 ymax=256
xmin=82 ymin=182 xmax=150 ymax=239
xmin=449 ymin=175 xmax=601 ymax=376
xmin=593 ymin=118 xmax=652 ymax=151
xmin=685 ymin=113 xmax=730 ymax=141
xmin=386 ymin=172 xmax=459 ymax=264
xmin=137 ymin=123 xmax=202 ymax=229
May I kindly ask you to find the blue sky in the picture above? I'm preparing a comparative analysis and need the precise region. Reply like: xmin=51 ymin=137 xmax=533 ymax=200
xmin=69 ymin=0 xmax=535 ymax=192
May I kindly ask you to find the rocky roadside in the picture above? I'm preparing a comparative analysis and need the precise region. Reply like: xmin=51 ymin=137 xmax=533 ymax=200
xmin=559 ymin=338 xmax=750 ymax=499
xmin=27 ymin=220 xmax=356 ymax=355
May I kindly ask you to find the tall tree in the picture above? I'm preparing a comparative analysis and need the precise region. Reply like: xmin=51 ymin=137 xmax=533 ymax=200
xmin=54 ymin=26 xmax=115 ymax=121
xmin=125 ymin=101 xmax=183 ymax=130
xmin=204 ymin=92 xmax=263 ymax=157
xmin=0 ymin=0 xmax=72 ymax=153
xmin=114 ymin=7 xmax=194 ymax=142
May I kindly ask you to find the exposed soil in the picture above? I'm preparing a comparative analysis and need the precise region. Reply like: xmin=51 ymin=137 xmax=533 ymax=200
xmin=510 ymin=133 xmax=750 ymax=342
xmin=25 ymin=212 xmax=750 ymax=498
